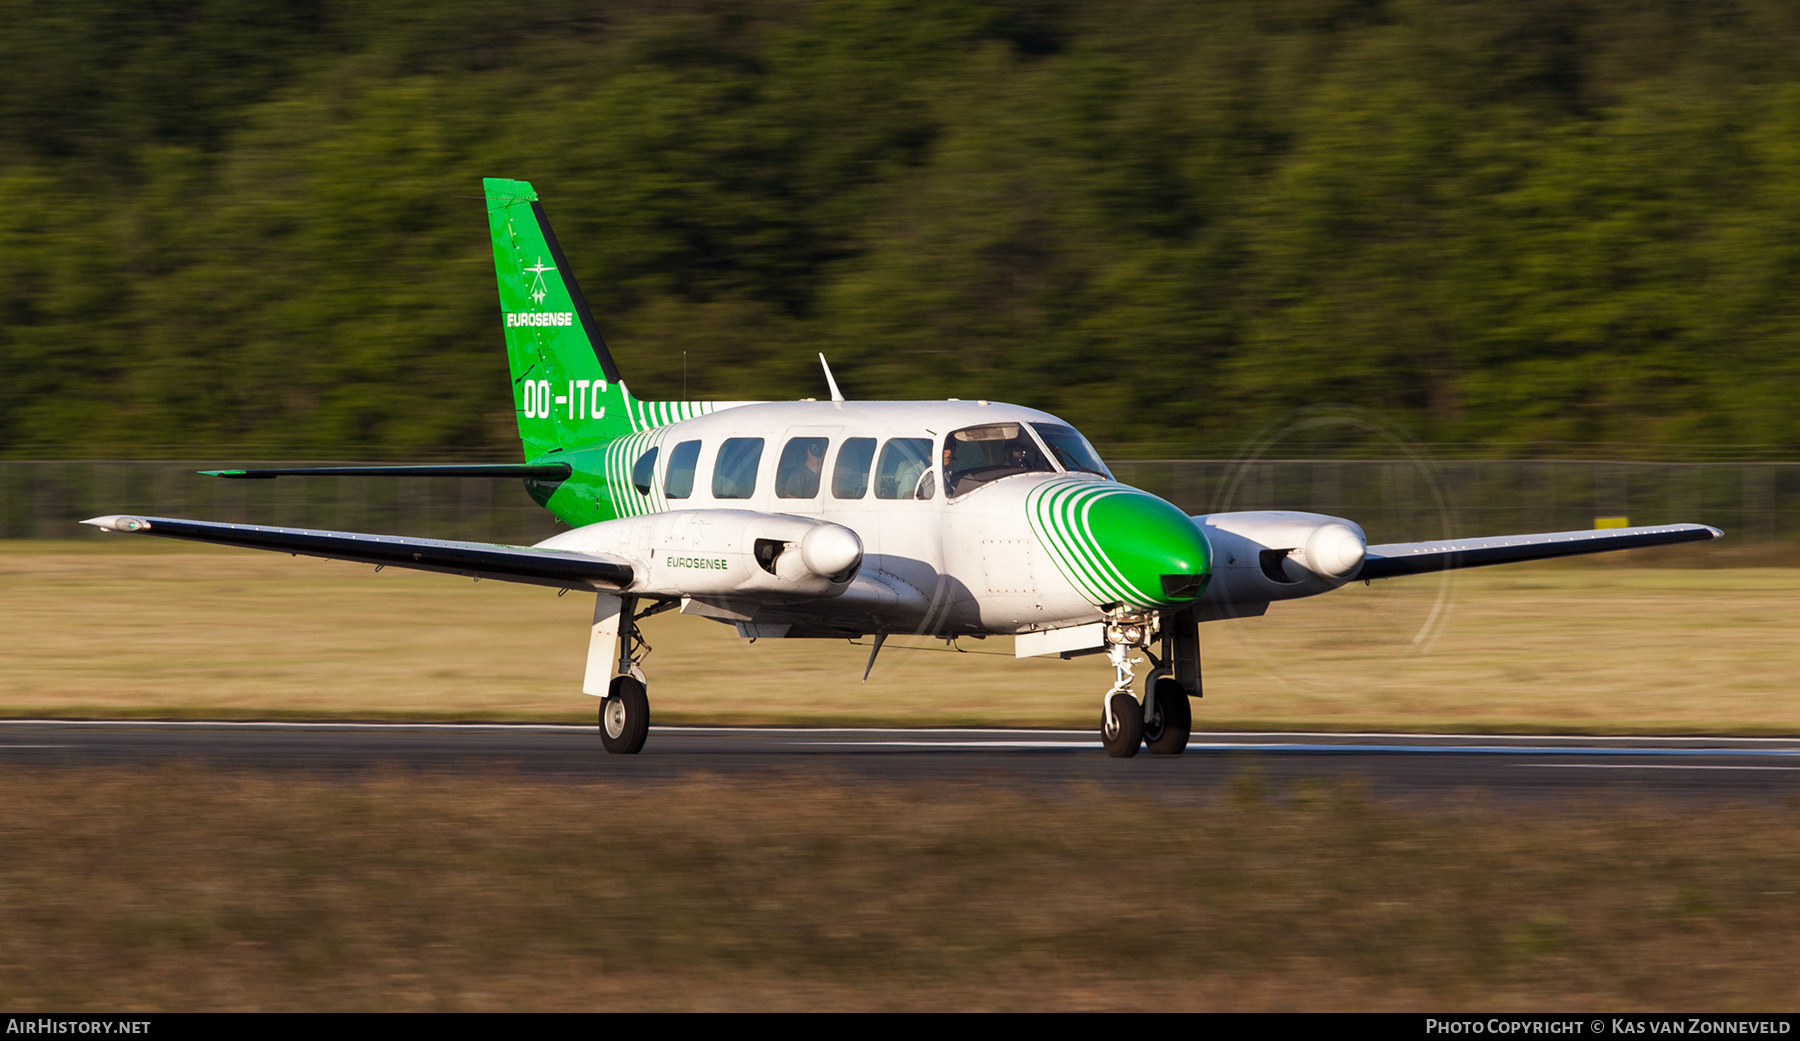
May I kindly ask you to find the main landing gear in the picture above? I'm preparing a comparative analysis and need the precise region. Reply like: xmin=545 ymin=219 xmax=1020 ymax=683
xmin=601 ymin=674 xmax=649 ymax=754
xmin=1099 ymin=607 xmax=1200 ymax=758
xmin=588 ymin=594 xmax=675 ymax=755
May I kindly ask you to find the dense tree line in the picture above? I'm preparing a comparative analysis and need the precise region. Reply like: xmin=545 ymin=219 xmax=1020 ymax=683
xmin=2 ymin=0 xmax=1798 ymax=457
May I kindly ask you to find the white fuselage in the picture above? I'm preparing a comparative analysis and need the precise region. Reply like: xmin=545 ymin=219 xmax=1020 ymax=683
xmin=537 ymin=399 xmax=1115 ymax=639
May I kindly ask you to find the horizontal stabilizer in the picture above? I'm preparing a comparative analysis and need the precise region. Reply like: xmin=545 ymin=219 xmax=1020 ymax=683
xmin=81 ymin=515 xmax=632 ymax=591
xmin=1360 ymin=523 xmax=1722 ymax=580
xmin=199 ymin=464 xmax=573 ymax=480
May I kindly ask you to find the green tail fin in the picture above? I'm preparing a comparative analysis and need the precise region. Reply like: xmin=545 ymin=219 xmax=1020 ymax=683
xmin=485 ymin=177 xmax=638 ymax=457
xmin=486 ymin=178 xmax=738 ymax=458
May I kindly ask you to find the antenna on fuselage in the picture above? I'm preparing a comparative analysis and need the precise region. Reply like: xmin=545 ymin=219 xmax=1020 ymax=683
xmin=861 ymin=633 xmax=886 ymax=682
xmin=818 ymin=353 xmax=845 ymax=403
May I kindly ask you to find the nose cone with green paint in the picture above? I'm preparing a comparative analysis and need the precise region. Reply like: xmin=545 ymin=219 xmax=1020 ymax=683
xmin=1026 ymin=479 xmax=1211 ymax=609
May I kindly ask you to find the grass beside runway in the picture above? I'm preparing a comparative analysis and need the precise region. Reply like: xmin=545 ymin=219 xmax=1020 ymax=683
xmin=1 ymin=765 xmax=1797 ymax=1011
xmin=1 ymin=541 xmax=1795 ymax=733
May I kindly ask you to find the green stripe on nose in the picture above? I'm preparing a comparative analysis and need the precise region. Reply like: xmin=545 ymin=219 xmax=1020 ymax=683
xmin=1027 ymin=480 xmax=1211 ymax=608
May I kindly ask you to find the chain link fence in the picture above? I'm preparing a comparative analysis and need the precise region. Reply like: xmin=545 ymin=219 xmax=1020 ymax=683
xmin=0 ymin=462 xmax=563 ymax=544
xmin=2 ymin=459 xmax=1791 ymax=546
xmin=1108 ymin=459 xmax=1791 ymax=546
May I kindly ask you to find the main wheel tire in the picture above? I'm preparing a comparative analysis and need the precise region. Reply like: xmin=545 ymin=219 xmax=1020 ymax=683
xmin=1101 ymin=691 xmax=1143 ymax=758
xmin=599 ymin=675 xmax=650 ymax=755
xmin=1144 ymin=677 xmax=1192 ymax=756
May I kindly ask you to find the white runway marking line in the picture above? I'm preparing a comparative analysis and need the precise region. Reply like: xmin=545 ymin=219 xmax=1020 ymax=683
xmin=1192 ymin=731 xmax=1800 ymax=745
xmin=803 ymin=740 xmax=1098 ymax=750
xmin=2 ymin=721 xmax=1799 ymax=760
xmin=0 ymin=720 xmax=1090 ymax=737
xmin=660 ymin=726 xmax=1086 ymax=737
xmin=783 ymin=736 xmax=1800 ymax=759
xmin=1518 ymin=763 xmax=1800 ymax=772
xmin=0 ymin=719 xmax=591 ymax=733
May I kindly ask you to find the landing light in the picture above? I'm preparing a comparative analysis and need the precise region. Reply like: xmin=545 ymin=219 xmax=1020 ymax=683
xmin=1102 ymin=611 xmax=1157 ymax=648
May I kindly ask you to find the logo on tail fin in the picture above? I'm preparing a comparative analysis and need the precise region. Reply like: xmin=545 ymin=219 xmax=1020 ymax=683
xmin=525 ymin=258 xmax=553 ymax=305
xmin=506 ymin=257 xmax=575 ymax=327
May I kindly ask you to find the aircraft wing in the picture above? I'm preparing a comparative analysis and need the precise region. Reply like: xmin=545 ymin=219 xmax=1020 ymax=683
xmin=198 ymin=464 xmax=571 ymax=480
xmin=81 ymin=515 xmax=633 ymax=592
xmin=1359 ymin=523 xmax=1722 ymax=580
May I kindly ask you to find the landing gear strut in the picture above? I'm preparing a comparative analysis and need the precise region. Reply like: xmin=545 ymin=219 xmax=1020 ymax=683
xmin=587 ymin=594 xmax=675 ymax=755
xmin=1151 ymin=606 xmax=1200 ymax=755
xmin=1098 ymin=607 xmax=1201 ymax=758
xmin=1099 ymin=610 xmax=1154 ymax=758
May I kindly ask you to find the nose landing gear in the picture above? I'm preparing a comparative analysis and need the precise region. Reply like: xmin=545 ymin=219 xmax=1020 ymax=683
xmin=1098 ymin=607 xmax=1200 ymax=758
xmin=1101 ymin=685 xmax=1143 ymax=757
xmin=1143 ymin=671 xmax=1191 ymax=756
xmin=1098 ymin=610 xmax=1154 ymax=758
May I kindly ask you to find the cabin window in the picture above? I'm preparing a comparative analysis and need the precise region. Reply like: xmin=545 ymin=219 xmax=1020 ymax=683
xmin=664 ymin=440 xmax=701 ymax=499
xmin=875 ymin=437 xmax=934 ymax=500
xmin=776 ymin=437 xmax=829 ymax=499
xmin=944 ymin=423 xmax=1053 ymax=497
xmin=712 ymin=438 xmax=765 ymax=499
xmin=631 ymin=447 xmax=658 ymax=497
xmin=833 ymin=437 xmax=876 ymax=499
xmin=1031 ymin=423 xmax=1111 ymax=478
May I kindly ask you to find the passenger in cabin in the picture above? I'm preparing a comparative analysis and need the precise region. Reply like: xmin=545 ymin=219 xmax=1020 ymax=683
xmin=800 ymin=441 xmax=825 ymax=491
xmin=778 ymin=438 xmax=827 ymax=499
xmin=875 ymin=438 xmax=933 ymax=500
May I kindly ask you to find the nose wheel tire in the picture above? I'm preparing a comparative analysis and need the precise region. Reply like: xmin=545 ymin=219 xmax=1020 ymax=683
xmin=599 ymin=675 xmax=650 ymax=755
xmin=1101 ymin=691 xmax=1143 ymax=758
xmin=1144 ymin=677 xmax=1191 ymax=756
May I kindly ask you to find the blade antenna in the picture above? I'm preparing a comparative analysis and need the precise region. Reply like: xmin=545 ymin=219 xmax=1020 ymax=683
xmin=861 ymin=633 xmax=886 ymax=682
xmin=819 ymin=353 xmax=845 ymax=403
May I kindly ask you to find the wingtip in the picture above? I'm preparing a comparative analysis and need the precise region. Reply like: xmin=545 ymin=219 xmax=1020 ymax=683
xmin=81 ymin=515 xmax=151 ymax=533
xmin=1705 ymin=525 xmax=1725 ymax=539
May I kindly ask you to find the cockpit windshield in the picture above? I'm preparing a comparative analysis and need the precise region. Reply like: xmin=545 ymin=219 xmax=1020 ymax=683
xmin=1030 ymin=423 xmax=1111 ymax=478
xmin=944 ymin=423 xmax=1055 ymax=497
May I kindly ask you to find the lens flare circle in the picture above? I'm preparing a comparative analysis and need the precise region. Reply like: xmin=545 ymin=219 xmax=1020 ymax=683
xmin=1213 ymin=406 xmax=1460 ymax=694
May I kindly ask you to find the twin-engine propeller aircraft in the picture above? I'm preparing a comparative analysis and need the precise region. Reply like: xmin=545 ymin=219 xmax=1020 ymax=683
xmin=85 ymin=178 xmax=1723 ymax=756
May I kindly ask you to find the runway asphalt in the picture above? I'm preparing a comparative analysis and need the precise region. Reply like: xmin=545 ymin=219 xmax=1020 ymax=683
xmin=3 ymin=719 xmax=1800 ymax=800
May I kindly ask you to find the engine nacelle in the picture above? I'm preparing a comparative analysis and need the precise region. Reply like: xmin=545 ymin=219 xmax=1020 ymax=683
xmin=1190 ymin=511 xmax=1367 ymax=613
xmin=536 ymin=509 xmax=863 ymax=600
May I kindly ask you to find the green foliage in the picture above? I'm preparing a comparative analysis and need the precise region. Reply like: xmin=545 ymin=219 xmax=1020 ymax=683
xmin=3 ymin=0 xmax=1799 ymax=456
